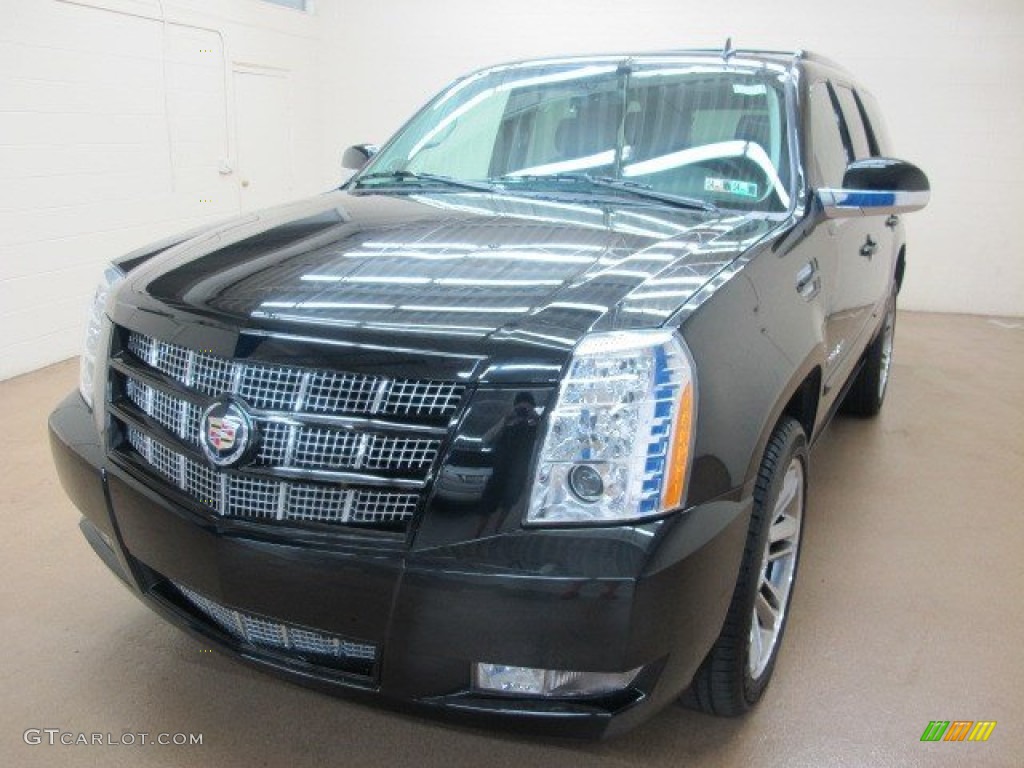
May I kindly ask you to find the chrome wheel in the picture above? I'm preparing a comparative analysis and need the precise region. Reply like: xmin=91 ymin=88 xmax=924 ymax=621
xmin=748 ymin=457 xmax=804 ymax=679
xmin=878 ymin=298 xmax=896 ymax=400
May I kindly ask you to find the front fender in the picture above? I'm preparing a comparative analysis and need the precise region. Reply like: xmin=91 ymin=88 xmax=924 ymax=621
xmin=681 ymin=246 xmax=826 ymax=505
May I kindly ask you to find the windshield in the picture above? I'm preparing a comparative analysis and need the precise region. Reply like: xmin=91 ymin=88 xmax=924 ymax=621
xmin=356 ymin=58 xmax=794 ymax=213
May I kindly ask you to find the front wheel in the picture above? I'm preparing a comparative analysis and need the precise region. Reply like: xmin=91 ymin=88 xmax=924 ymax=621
xmin=842 ymin=292 xmax=896 ymax=417
xmin=683 ymin=417 xmax=807 ymax=716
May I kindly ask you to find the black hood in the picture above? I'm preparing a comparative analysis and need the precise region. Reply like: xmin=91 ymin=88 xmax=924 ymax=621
xmin=116 ymin=190 xmax=779 ymax=384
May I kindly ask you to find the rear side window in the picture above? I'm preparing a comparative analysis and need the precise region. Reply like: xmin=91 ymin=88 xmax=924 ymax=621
xmin=808 ymin=82 xmax=848 ymax=187
xmin=834 ymin=85 xmax=872 ymax=160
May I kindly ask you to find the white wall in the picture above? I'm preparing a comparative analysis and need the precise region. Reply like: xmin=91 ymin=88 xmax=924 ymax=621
xmin=0 ymin=0 xmax=332 ymax=379
xmin=2 ymin=0 xmax=1021 ymax=381
xmin=319 ymin=0 xmax=1024 ymax=320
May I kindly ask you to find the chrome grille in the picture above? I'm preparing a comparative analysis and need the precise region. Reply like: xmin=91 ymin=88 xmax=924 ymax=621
xmin=304 ymin=371 xmax=381 ymax=414
xmin=257 ymin=422 xmax=291 ymax=464
xmin=126 ymin=331 xmax=464 ymax=419
xmin=127 ymin=427 xmax=419 ymax=525
xmin=237 ymin=364 xmax=304 ymax=411
xmin=289 ymin=425 xmax=361 ymax=469
xmin=382 ymin=379 xmax=465 ymax=416
xmin=115 ymin=330 xmax=460 ymax=531
xmin=192 ymin=354 xmax=235 ymax=395
xmin=122 ymin=378 xmax=441 ymax=472
xmin=174 ymin=583 xmax=377 ymax=669
xmin=349 ymin=490 xmax=423 ymax=523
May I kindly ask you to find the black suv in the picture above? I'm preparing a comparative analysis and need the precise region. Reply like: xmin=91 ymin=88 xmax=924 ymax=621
xmin=49 ymin=48 xmax=928 ymax=737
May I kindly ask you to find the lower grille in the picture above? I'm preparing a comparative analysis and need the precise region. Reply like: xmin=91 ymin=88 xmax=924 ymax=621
xmin=174 ymin=582 xmax=376 ymax=675
xmin=127 ymin=427 xmax=419 ymax=525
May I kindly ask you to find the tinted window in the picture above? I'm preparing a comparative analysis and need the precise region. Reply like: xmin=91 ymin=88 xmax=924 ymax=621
xmin=834 ymin=85 xmax=872 ymax=160
xmin=808 ymin=82 xmax=849 ymax=187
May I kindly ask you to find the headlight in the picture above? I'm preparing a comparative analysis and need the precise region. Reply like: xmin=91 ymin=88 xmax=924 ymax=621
xmin=79 ymin=264 xmax=125 ymax=409
xmin=526 ymin=330 xmax=696 ymax=525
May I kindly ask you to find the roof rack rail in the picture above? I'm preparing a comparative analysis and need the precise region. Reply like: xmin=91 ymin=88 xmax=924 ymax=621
xmin=658 ymin=46 xmax=847 ymax=70
xmin=663 ymin=46 xmax=796 ymax=59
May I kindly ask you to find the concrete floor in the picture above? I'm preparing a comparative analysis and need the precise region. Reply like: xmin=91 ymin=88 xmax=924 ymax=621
xmin=1 ymin=311 xmax=1021 ymax=767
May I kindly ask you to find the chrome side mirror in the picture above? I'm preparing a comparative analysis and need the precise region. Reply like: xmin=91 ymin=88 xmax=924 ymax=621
xmin=818 ymin=158 xmax=930 ymax=218
xmin=342 ymin=144 xmax=379 ymax=171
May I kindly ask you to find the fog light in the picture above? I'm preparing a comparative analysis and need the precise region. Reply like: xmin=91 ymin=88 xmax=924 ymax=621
xmin=473 ymin=663 xmax=641 ymax=697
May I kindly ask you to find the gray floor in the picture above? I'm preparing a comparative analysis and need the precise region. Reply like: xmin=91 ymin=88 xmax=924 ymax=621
xmin=1 ymin=311 xmax=1021 ymax=767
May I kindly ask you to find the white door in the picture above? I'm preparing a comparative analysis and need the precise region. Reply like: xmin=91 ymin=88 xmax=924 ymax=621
xmin=234 ymin=69 xmax=293 ymax=211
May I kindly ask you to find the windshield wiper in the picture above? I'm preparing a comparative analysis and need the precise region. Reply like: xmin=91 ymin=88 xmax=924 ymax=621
xmin=355 ymin=170 xmax=495 ymax=193
xmin=502 ymin=172 xmax=718 ymax=212
xmin=589 ymin=176 xmax=719 ymax=212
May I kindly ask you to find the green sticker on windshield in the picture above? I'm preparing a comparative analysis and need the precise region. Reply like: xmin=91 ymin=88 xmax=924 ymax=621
xmin=705 ymin=177 xmax=759 ymax=199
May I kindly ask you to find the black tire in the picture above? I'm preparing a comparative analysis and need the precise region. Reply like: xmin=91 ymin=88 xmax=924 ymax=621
xmin=683 ymin=417 xmax=808 ymax=716
xmin=841 ymin=292 xmax=896 ymax=417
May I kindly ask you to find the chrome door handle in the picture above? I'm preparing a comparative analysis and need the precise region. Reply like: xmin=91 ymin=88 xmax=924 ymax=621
xmin=885 ymin=214 xmax=900 ymax=229
xmin=860 ymin=235 xmax=878 ymax=259
xmin=796 ymin=259 xmax=820 ymax=299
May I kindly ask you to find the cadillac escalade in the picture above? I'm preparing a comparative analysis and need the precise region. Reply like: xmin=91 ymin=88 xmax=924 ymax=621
xmin=49 ymin=47 xmax=929 ymax=737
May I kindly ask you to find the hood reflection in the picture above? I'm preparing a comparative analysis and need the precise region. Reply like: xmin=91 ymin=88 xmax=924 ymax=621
xmin=130 ymin=189 xmax=779 ymax=379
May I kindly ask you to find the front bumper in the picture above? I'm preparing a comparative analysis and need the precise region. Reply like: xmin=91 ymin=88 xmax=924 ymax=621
xmin=49 ymin=390 xmax=749 ymax=738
